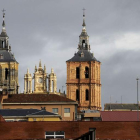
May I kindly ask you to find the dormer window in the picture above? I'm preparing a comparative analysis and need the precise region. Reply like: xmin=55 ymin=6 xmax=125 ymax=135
xmin=0 ymin=54 xmax=3 ymax=59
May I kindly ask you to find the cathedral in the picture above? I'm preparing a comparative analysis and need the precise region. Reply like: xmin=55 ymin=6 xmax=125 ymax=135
xmin=66 ymin=11 xmax=101 ymax=111
xmin=0 ymin=10 xmax=19 ymax=94
xmin=0 ymin=10 xmax=101 ymax=110
xmin=24 ymin=61 xmax=57 ymax=94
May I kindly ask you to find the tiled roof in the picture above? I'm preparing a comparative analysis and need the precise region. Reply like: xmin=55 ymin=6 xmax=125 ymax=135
xmin=66 ymin=50 xmax=100 ymax=62
xmin=104 ymin=103 xmax=138 ymax=110
xmin=101 ymin=111 xmax=140 ymax=121
xmin=3 ymin=94 xmax=77 ymax=104
xmin=0 ymin=109 xmax=57 ymax=117
xmin=0 ymin=50 xmax=18 ymax=62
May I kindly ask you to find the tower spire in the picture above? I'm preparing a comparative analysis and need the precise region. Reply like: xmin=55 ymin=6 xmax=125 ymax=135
xmin=2 ymin=9 xmax=6 ymax=33
xmin=82 ymin=8 xmax=86 ymax=32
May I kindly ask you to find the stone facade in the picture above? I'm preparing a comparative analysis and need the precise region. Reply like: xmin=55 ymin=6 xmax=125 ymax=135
xmin=24 ymin=61 xmax=57 ymax=94
xmin=66 ymin=12 xmax=101 ymax=111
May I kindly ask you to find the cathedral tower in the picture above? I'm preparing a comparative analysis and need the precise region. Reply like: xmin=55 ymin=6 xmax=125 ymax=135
xmin=0 ymin=10 xmax=19 ymax=94
xmin=24 ymin=69 xmax=32 ymax=94
xmin=34 ymin=61 xmax=47 ymax=93
xmin=66 ymin=11 xmax=101 ymax=110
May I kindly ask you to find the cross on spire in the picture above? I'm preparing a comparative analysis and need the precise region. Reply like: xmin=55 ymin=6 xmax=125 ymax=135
xmin=82 ymin=8 xmax=86 ymax=16
xmin=2 ymin=9 xmax=6 ymax=18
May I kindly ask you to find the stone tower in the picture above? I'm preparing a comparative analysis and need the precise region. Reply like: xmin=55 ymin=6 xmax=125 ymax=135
xmin=24 ymin=69 xmax=32 ymax=94
xmin=0 ymin=10 xmax=19 ymax=94
xmin=34 ymin=60 xmax=47 ymax=93
xmin=66 ymin=11 xmax=101 ymax=111
xmin=49 ymin=68 xmax=57 ymax=93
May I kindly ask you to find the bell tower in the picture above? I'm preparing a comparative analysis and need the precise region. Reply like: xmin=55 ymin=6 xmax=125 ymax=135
xmin=0 ymin=9 xmax=19 ymax=94
xmin=66 ymin=10 xmax=101 ymax=111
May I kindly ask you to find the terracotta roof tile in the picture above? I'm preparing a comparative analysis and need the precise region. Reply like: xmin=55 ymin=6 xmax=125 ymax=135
xmin=101 ymin=111 xmax=140 ymax=121
xmin=3 ymin=94 xmax=77 ymax=104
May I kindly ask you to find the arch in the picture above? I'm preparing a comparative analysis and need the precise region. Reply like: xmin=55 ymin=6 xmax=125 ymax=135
xmin=76 ymin=89 xmax=79 ymax=101
xmin=82 ymin=40 xmax=85 ymax=48
xmin=2 ymin=41 xmax=5 ymax=48
xmin=85 ymin=67 xmax=89 ymax=78
xmin=85 ymin=89 xmax=89 ymax=101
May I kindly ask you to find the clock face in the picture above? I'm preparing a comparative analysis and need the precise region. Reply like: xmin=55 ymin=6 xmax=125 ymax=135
xmin=38 ymin=77 xmax=43 ymax=83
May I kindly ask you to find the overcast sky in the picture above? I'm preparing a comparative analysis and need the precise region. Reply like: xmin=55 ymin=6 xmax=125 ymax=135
xmin=1 ymin=0 xmax=140 ymax=109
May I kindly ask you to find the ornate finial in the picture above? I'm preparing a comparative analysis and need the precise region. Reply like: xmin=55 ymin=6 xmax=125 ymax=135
xmin=39 ymin=60 xmax=42 ymax=67
xmin=27 ymin=68 xmax=29 ymax=74
xmin=51 ymin=68 xmax=54 ymax=73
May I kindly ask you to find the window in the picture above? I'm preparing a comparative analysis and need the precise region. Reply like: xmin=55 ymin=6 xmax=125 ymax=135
xmin=64 ymin=108 xmax=70 ymax=113
xmin=85 ymin=67 xmax=89 ymax=78
xmin=45 ymin=131 xmax=65 ymax=139
xmin=5 ymin=68 xmax=8 ymax=80
xmin=52 ymin=108 xmax=58 ymax=114
xmin=76 ymin=67 xmax=80 ymax=79
xmin=85 ymin=89 xmax=89 ymax=101
xmin=76 ymin=89 xmax=79 ymax=101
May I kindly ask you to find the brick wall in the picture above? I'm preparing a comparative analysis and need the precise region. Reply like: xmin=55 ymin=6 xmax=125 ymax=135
xmin=0 ymin=121 xmax=140 ymax=139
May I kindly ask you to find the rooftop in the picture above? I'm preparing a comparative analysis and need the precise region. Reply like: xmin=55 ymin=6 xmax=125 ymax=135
xmin=0 ymin=109 xmax=57 ymax=117
xmin=3 ymin=94 xmax=77 ymax=104
xmin=66 ymin=50 xmax=100 ymax=62
xmin=104 ymin=103 xmax=139 ymax=110
xmin=101 ymin=111 xmax=140 ymax=121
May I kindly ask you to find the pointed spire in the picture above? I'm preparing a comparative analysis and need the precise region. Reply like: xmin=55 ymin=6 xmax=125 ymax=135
xmin=1 ymin=9 xmax=8 ymax=37
xmin=39 ymin=60 xmax=42 ymax=67
xmin=35 ymin=65 xmax=37 ymax=72
xmin=2 ymin=9 xmax=6 ymax=32
xmin=27 ymin=68 xmax=29 ymax=74
xmin=51 ymin=68 xmax=54 ymax=73
xmin=44 ymin=64 xmax=46 ymax=73
xmin=82 ymin=8 xmax=86 ymax=32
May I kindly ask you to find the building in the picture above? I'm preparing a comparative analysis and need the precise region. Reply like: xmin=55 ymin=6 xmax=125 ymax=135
xmin=24 ymin=61 xmax=57 ymax=94
xmin=101 ymin=111 xmax=140 ymax=121
xmin=0 ymin=109 xmax=61 ymax=122
xmin=66 ymin=11 xmax=101 ymax=111
xmin=104 ymin=103 xmax=139 ymax=111
xmin=0 ymin=11 xmax=19 ymax=95
xmin=2 ymin=94 xmax=78 ymax=121
xmin=0 ymin=121 xmax=140 ymax=139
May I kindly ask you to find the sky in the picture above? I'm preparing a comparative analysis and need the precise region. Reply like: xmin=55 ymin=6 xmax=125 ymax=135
xmin=0 ymin=0 xmax=140 ymax=109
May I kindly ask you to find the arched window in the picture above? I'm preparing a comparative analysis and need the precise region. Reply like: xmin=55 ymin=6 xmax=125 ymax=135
xmin=85 ymin=89 xmax=89 ymax=101
xmin=2 ymin=41 xmax=5 ymax=48
xmin=85 ymin=67 xmax=89 ymax=78
xmin=82 ymin=40 xmax=85 ymax=48
xmin=5 ymin=68 xmax=8 ymax=80
xmin=76 ymin=67 xmax=80 ymax=79
xmin=76 ymin=89 xmax=79 ymax=101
